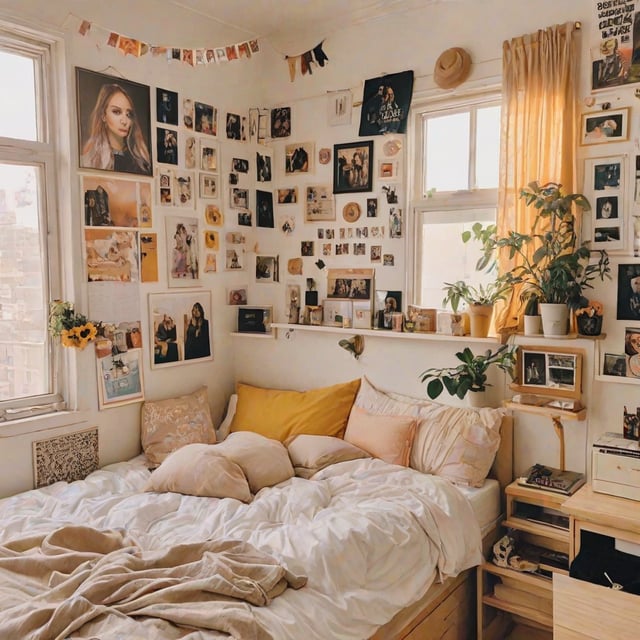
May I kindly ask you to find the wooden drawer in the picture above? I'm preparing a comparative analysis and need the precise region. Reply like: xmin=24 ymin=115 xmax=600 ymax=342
xmin=553 ymin=573 xmax=640 ymax=639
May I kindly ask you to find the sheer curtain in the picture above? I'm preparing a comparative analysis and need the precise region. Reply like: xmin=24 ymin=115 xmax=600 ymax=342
xmin=494 ymin=22 xmax=580 ymax=336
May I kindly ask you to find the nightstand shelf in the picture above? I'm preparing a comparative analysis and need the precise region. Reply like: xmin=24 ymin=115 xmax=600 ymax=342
xmin=477 ymin=481 xmax=570 ymax=639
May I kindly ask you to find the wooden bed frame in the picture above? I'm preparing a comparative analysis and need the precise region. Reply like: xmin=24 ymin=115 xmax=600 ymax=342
xmin=370 ymin=415 xmax=513 ymax=640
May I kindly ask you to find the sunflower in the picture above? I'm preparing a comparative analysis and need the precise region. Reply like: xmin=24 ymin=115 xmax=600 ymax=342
xmin=51 ymin=301 xmax=99 ymax=349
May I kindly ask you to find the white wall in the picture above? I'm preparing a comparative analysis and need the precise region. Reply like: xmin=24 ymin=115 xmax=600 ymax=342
xmin=0 ymin=0 xmax=636 ymax=497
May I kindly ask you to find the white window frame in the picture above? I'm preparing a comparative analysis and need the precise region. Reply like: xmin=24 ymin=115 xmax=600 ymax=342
xmin=409 ymin=89 xmax=501 ymax=307
xmin=0 ymin=21 xmax=66 ymax=421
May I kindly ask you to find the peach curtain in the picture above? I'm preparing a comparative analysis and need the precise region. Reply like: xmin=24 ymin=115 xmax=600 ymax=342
xmin=494 ymin=22 xmax=580 ymax=337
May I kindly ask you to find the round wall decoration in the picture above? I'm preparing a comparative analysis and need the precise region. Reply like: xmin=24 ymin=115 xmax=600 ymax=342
xmin=343 ymin=202 xmax=361 ymax=223
xmin=319 ymin=148 xmax=331 ymax=164
xmin=383 ymin=138 xmax=402 ymax=156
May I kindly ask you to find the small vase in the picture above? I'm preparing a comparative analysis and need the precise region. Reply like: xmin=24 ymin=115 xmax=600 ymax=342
xmin=523 ymin=315 xmax=542 ymax=336
xmin=576 ymin=314 xmax=603 ymax=336
xmin=467 ymin=304 xmax=493 ymax=338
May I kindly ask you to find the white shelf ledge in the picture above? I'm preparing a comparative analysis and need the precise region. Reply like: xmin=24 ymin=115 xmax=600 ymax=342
xmin=230 ymin=331 xmax=276 ymax=339
xmin=270 ymin=323 xmax=500 ymax=344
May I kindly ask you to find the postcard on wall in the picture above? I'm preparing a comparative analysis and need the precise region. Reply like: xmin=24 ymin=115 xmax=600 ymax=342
xmin=165 ymin=215 xmax=200 ymax=286
xmin=140 ymin=232 xmax=158 ymax=282
xmin=96 ymin=348 xmax=145 ymax=410
xmin=305 ymin=185 xmax=335 ymax=222
xmin=82 ymin=175 xmax=152 ymax=228
xmin=327 ymin=90 xmax=352 ymax=126
xmin=84 ymin=229 xmax=139 ymax=283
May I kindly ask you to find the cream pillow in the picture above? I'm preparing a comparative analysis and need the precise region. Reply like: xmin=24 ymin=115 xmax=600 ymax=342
xmin=141 ymin=387 xmax=216 ymax=466
xmin=354 ymin=376 xmax=432 ymax=417
xmin=144 ymin=443 xmax=252 ymax=502
xmin=344 ymin=406 xmax=417 ymax=467
xmin=411 ymin=404 xmax=504 ymax=487
xmin=217 ymin=393 xmax=238 ymax=441
xmin=215 ymin=431 xmax=294 ymax=493
xmin=286 ymin=434 xmax=371 ymax=478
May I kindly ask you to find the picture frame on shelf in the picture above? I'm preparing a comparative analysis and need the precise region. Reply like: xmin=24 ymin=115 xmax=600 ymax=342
xmin=584 ymin=155 xmax=626 ymax=253
xmin=237 ymin=306 xmax=273 ymax=334
xmin=602 ymin=352 xmax=627 ymax=377
xmin=322 ymin=299 xmax=353 ymax=327
xmin=580 ymin=107 xmax=629 ymax=146
xmin=352 ymin=300 xmax=372 ymax=329
xmin=333 ymin=140 xmax=374 ymax=194
xmin=511 ymin=346 xmax=583 ymax=400
xmin=326 ymin=268 xmax=374 ymax=301
xmin=374 ymin=290 xmax=402 ymax=329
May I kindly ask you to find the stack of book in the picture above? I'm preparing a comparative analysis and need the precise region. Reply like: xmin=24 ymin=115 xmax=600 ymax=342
xmin=517 ymin=463 xmax=585 ymax=495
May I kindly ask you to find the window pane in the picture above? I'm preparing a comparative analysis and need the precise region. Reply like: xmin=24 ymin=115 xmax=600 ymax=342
xmin=475 ymin=106 xmax=501 ymax=189
xmin=0 ymin=51 xmax=37 ymax=141
xmin=0 ymin=164 xmax=48 ymax=401
xmin=425 ymin=112 xmax=470 ymax=192
xmin=419 ymin=216 xmax=495 ymax=309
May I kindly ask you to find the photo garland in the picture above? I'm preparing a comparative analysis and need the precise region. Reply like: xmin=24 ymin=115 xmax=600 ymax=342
xmin=584 ymin=155 xmax=626 ymax=253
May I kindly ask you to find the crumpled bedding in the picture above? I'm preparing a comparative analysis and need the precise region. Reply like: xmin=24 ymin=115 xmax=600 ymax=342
xmin=0 ymin=456 xmax=482 ymax=639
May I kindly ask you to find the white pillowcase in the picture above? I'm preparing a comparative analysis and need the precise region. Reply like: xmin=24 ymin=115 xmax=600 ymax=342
xmin=354 ymin=376 xmax=432 ymax=417
xmin=217 ymin=393 xmax=238 ymax=441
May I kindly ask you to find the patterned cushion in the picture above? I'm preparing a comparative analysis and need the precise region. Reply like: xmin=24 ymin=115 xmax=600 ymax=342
xmin=141 ymin=386 xmax=216 ymax=466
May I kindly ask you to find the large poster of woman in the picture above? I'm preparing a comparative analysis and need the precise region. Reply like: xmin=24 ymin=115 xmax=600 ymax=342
xmin=358 ymin=70 xmax=414 ymax=136
xmin=76 ymin=67 xmax=153 ymax=176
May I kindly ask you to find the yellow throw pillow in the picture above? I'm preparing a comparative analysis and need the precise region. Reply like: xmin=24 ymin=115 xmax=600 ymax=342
xmin=141 ymin=386 xmax=215 ymax=466
xmin=230 ymin=379 xmax=361 ymax=442
xmin=344 ymin=406 xmax=417 ymax=467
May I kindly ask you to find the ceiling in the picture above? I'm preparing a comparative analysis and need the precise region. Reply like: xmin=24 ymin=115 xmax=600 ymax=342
xmin=170 ymin=0 xmax=451 ymax=43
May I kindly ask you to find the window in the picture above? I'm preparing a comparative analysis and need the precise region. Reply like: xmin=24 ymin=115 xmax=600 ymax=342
xmin=411 ymin=91 xmax=501 ymax=309
xmin=0 ymin=24 xmax=63 ymax=419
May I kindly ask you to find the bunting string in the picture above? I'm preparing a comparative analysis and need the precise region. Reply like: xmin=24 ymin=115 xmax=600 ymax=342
xmin=284 ymin=40 xmax=329 ymax=82
xmin=71 ymin=14 xmax=260 ymax=66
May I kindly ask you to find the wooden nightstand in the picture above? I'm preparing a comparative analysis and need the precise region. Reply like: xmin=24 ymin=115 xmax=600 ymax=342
xmin=477 ymin=481 xmax=570 ymax=639
xmin=553 ymin=484 xmax=640 ymax=639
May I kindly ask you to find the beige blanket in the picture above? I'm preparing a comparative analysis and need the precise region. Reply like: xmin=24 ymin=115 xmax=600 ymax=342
xmin=0 ymin=525 xmax=306 ymax=640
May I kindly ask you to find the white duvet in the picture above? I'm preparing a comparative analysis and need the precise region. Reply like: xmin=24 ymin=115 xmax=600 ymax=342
xmin=0 ymin=456 xmax=482 ymax=639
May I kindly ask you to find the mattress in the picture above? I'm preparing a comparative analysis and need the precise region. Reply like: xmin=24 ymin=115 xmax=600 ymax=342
xmin=0 ymin=455 xmax=484 ymax=639
xmin=457 ymin=477 xmax=502 ymax=535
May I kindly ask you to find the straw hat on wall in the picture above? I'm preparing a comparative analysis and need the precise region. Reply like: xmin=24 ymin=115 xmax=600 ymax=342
xmin=434 ymin=47 xmax=472 ymax=89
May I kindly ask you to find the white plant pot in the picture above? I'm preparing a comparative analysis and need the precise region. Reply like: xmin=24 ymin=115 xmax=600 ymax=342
xmin=539 ymin=303 xmax=569 ymax=337
xmin=523 ymin=314 xmax=542 ymax=336
xmin=467 ymin=390 xmax=488 ymax=408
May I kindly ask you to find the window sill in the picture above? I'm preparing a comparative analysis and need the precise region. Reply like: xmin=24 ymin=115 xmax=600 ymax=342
xmin=0 ymin=410 xmax=90 ymax=438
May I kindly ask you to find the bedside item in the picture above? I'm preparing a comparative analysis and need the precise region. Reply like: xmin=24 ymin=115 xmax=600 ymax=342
xmin=592 ymin=432 xmax=640 ymax=500
xmin=237 ymin=306 xmax=272 ymax=333
xmin=517 ymin=463 xmax=585 ymax=495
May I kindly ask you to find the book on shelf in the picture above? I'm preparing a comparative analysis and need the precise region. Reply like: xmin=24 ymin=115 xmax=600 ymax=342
xmin=517 ymin=463 xmax=585 ymax=495
xmin=513 ymin=502 xmax=570 ymax=530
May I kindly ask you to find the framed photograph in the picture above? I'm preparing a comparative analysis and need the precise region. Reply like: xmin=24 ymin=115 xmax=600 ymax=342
xmin=407 ymin=305 xmax=437 ymax=333
xmin=232 ymin=158 xmax=249 ymax=173
xmin=378 ymin=160 xmax=398 ymax=179
xmin=326 ymin=268 xmax=374 ymax=301
xmin=617 ymin=264 xmax=640 ymax=320
xmin=194 ymin=101 xmax=217 ymax=136
xmin=352 ymin=300 xmax=372 ymax=329
xmin=230 ymin=187 xmax=249 ymax=209
xmin=511 ymin=346 xmax=583 ymax=400
xmin=333 ymin=141 xmax=373 ymax=194
xmin=323 ymin=298 xmax=353 ymax=327
xmin=76 ymin=67 xmax=152 ymax=176
xmin=603 ymin=352 xmax=627 ymax=377
xmin=285 ymin=142 xmax=314 ymax=174
xmin=625 ymin=327 xmax=640 ymax=377
xmin=149 ymin=291 xmax=212 ymax=368
xmin=237 ymin=306 xmax=273 ymax=334
xmin=96 ymin=349 xmax=144 ymax=409
xmin=305 ymin=184 xmax=335 ymax=222
xmin=374 ymin=290 xmax=402 ymax=329
xmin=584 ymin=155 xmax=626 ymax=252
xmin=580 ymin=108 xmax=629 ymax=145
xmin=165 ymin=215 xmax=200 ymax=286
xmin=199 ymin=173 xmax=218 ymax=199
xmin=227 ymin=286 xmax=248 ymax=305
xmin=256 ymin=254 xmax=279 ymax=282
xmin=358 ymin=70 xmax=414 ymax=136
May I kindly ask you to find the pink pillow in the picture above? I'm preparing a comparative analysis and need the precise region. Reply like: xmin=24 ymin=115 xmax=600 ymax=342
xmin=344 ymin=406 xmax=416 ymax=467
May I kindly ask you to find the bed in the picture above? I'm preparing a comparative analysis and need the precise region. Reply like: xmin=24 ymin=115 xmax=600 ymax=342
xmin=0 ymin=378 xmax=511 ymax=639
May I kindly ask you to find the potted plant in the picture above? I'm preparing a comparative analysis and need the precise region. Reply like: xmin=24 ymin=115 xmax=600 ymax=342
xmin=419 ymin=343 xmax=518 ymax=405
xmin=484 ymin=182 xmax=611 ymax=336
xmin=575 ymin=300 xmax=604 ymax=336
xmin=441 ymin=278 xmax=512 ymax=337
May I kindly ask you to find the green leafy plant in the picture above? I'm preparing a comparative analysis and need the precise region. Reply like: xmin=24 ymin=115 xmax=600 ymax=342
xmin=442 ymin=278 xmax=513 ymax=313
xmin=478 ymin=182 xmax=611 ymax=311
xmin=419 ymin=344 xmax=518 ymax=400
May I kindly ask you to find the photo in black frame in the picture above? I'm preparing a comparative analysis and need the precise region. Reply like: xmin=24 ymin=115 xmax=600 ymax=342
xmin=156 ymin=87 xmax=178 ymax=125
xmin=76 ymin=67 xmax=152 ymax=176
xmin=256 ymin=190 xmax=274 ymax=228
xmin=333 ymin=141 xmax=374 ymax=194
xmin=616 ymin=264 xmax=640 ymax=320
xmin=358 ymin=70 xmax=414 ymax=136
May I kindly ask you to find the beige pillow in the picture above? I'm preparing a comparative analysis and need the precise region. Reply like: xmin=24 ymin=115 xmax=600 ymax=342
xmin=411 ymin=404 xmax=504 ymax=487
xmin=354 ymin=376 xmax=432 ymax=417
xmin=215 ymin=431 xmax=294 ymax=493
xmin=217 ymin=393 xmax=238 ymax=441
xmin=144 ymin=443 xmax=252 ymax=502
xmin=286 ymin=434 xmax=371 ymax=478
xmin=344 ymin=406 xmax=417 ymax=467
xmin=140 ymin=387 xmax=216 ymax=466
